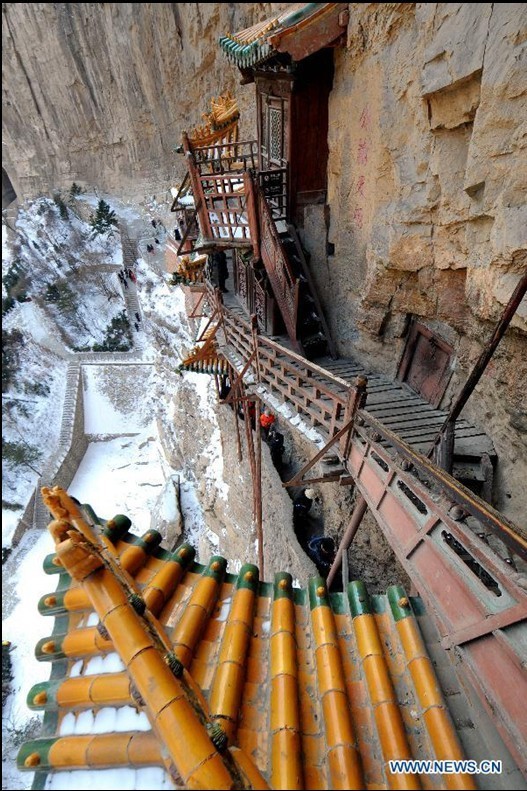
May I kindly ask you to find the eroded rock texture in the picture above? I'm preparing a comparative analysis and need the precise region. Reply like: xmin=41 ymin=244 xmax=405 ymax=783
xmin=304 ymin=3 xmax=526 ymax=522
xmin=1 ymin=3 xmax=289 ymax=198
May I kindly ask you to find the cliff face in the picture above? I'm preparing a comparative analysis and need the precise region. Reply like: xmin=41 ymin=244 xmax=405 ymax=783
xmin=299 ymin=3 xmax=526 ymax=522
xmin=1 ymin=3 xmax=288 ymax=200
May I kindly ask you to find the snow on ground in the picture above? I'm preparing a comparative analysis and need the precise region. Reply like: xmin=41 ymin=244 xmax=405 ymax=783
xmin=83 ymin=365 xmax=155 ymax=435
xmin=69 ymin=431 xmax=166 ymax=532
xmin=2 ymin=529 xmax=56 ymax=791
xmin=2 ymin=196 xmax=234 ymax=790
xmin=3 ymin=197 xmax=126 ymax=350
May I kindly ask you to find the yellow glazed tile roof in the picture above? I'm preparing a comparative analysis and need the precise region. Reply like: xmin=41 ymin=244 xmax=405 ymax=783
xmin=17 ymin=488 xmax=515 ymax=789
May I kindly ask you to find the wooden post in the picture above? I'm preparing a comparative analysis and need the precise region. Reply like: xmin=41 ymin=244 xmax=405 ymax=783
xmin=340 ymin=376 xmax=368 ymax=460
xmin=182 ymin=132 xmax=213 ymax=241
xmin=434 ymin=419 xmax=455 ymax=474
xmin=251 ymin=314 xmax=261 ymax=383
xmin=326 ymin=495 xmax=368 ymax=589
xmin=255 ymin=398 xmax=264 ymax=576
xmin=429 ymin=273 xmax=527 ymax=461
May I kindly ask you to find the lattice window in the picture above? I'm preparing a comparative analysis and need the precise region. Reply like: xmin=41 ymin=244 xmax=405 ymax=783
xmin=269 ymin=107 xmax=283 ymax=162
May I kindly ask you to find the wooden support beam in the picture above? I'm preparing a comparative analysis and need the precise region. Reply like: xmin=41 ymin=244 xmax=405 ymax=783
xmin=255 ymin=398 xmax=264 ymax=577
xmin=222 ymin=351 xmax=256 ymax=405
xmin=429 ymin=272 xmax=527 ymax=460
xmin=195 ymin=310 xmax=219 ymax=342
xmin=327 ymin=495 xmax=368 ymax=589
xmin=188 ymin=290 xmax=206 ymax=319
xmin=282 ymin=415 xmax=358 ymax=488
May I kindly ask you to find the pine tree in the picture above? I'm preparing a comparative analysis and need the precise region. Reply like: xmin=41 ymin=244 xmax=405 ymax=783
xmin=53 ymin=192 xmax=69 ymax=221
xmin=69 ymin=182 xmax=84 ymax=203
xmin=90 ymin=199 xmax=118 ymax=236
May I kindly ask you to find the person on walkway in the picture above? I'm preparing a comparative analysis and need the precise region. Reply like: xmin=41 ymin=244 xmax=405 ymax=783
xmin=134 ymin=321 xmax=139 ymax=332
xmin=209 ymin=249 xmax=229 ymax=293
xmin=175 ymin=227 xmax=182 ymax=241
xmin=219 ymin=376 xmax=231 ymax=401
xmin=260 ymin=409 xmax=276 ymax=439
xmin=129 ymin=270 xmax=137 ymax=283
xmin=135 ymin=311 xmax=141 ymax=323
xmin=306 ymin=536 xmax=336 ymax=577
xmin=146 ymin=244 xmax=153 ymax=253
xmin=151 ymin=219 xmax=157 ymax=229
xmin=154 ymin=238 xmax=160 ymax=245
xmin=268 ymin=427 xmax=285 ymax=473
xmin=293 ymin=488 xmax=316 ymax=530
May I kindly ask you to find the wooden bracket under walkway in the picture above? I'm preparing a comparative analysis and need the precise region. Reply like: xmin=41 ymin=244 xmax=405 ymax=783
xmin=282 ymin=377 xmax=367 ymax=488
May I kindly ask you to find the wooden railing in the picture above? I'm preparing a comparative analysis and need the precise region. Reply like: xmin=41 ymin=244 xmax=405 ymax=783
xmin=255 ymin=178 xmax=300 ymax=350
xmin=193 ymin=140 xmax=258 ymax=175
xmin=258 ymin=167 xmax=288 ymax=221
xmin=215 ymin=291 xmax=527 ymax=561
xmin=199 ymin=173 xmax=252 ymax=244
xmin=222 ymin=306 xmax=348 ymax=430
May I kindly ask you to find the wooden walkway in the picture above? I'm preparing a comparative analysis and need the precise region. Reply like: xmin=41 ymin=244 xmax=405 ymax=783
xmin=222 ymin=291 xmax=495 ymax=468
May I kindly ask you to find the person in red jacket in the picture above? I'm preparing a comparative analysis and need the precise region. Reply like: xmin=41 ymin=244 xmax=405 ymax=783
xmin=260 ymin=409 xmax=276 ymax=439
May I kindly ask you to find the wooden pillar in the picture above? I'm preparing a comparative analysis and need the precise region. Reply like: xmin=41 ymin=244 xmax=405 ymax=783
xmin=255 ymin=399 xmax=264 ymax=576
xmin=327 ymin=495 xmax=368 ymax=589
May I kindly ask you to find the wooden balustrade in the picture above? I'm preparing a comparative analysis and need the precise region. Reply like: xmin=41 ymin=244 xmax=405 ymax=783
xmin=193 ymin=140 xmax=259 ymax=175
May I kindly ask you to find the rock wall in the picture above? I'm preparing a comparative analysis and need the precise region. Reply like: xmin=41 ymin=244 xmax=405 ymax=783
xmin=300 ymin=3 xmax=526 ymax=523
xmin=1 ymin=3 xmax=288 ymax=201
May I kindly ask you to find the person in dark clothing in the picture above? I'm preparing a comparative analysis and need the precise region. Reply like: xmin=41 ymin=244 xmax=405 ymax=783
xmin=155 ymin=238 xmax=160 ymax=245
xmin=306 ymin=536 xmax=336 ymax=577
xmin=219 ymin=376 xmax=231 ymax=401
xmin=146 ymin=244 xmax=153 ymax=253
xmin=175 ymin=228 xmax=182 ymax=241
xmin=151 ymin=219 xmax=157 ymax=228
xmin=268 ymin=427 xmax=285 ymax=473
xmin=135 ymin=311 xmax=141 ymax=323
xmin=293 ymin=488 xmax=316 ymax=530
xmin=210 ymin=249 xmax=229 ymax=293
xmin=134 ymin=322 xmax=139 ymax=332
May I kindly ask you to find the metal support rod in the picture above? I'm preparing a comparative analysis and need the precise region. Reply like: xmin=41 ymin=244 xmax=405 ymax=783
xmin=429 ymin=273 xmax=527 ymax=457
xmin=243 ymin=393 xmax=257 ymax=527
xmin=254 ymin=398 xmax=264 ymax=576
xmin=341 ymin=543 xmax=349 ymax=592
xmin=326 ymin=495 xmax=368 ymax=589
